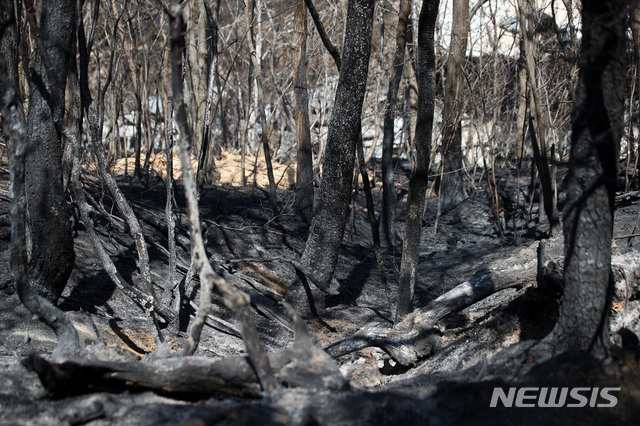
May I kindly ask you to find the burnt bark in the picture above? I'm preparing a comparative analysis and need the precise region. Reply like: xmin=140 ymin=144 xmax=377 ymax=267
xmin=395 ymin=0 xmax=440 ymax=320
xmin=301 ymin=0 xmax=386 ymax=312
xmin=24 ymin=0 xmax=76 ymax=303
xmin=515 ymin=38 xmax=528 ymax=160
xmin=0 ymin=0 xmax=20 ymax=110
xmin=298 ymin=0 xmax=375 ymax=292
xmin=626 ymin=2 xmax=640 ymax=196
xmin=164 ymin=98 xmax=180 ymax=328
xmin=0 ymin=0 xmax=20 ymax=166
xmin=549 ymin=0 xmax=628 ymax=357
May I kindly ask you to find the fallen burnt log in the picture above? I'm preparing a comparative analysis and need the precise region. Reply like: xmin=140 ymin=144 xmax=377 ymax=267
xmin=326 ymin=238 xmax=640 ymax=367
xmin=22 ymin=238 xmax=640 ymax=398
xmin=326 ymin=252 xmax=541 ymax=366
xmin=22 ymin=354 xmax=264 ymax=398
xmin=22 ymin=308 xmax=350 ymax=399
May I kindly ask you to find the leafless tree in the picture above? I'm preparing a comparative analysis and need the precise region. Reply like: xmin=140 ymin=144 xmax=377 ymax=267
xmin=299 ymin=0 xmax=376 ymax=303
xmin=439 ymin=0 xmax=470 ymax=209
xmin=547 ymin=0 xmax=627 ymax=357
xmin=517 ymin=0 xmax=560 ymax=236
xmin=195 ymin=1 xmax=221 ymax=193
xmin=23 ymin=0 xmax=77 ymax=303
xmin=244 ymin=0 xmax=277 ymax=210
xmin=168 ymin=1 xmax=276 ymax=391
xmin=395 ymin=0 xmax=440 ymax=319
xmin=1 ymin=0 xmax=80 ymax=358
xmin=293 ymin=0 xmax=315 ymax=225
xmin=381 ymin=0 xmax=412 ymax=246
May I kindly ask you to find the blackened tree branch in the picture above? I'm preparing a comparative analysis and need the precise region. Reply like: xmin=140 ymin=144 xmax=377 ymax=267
xmin=304 ymin=0 xmax=342 ymax=70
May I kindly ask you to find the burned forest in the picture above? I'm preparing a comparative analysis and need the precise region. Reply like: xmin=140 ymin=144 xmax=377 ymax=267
xmin=1 ymin=0 xmax=640 ymax=424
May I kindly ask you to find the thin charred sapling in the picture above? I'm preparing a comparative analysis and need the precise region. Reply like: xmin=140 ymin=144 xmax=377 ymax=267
xmin=395 ymin=0 xmax=440 ymax=320
xmin=294 ymin=0 xmax=315 ymax=224
xmin=381 ymin=0 xmax=412 ymax=246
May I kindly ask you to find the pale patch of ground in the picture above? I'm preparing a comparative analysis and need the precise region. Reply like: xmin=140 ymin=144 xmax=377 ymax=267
xmin=112 ymin=151 xmax=297 ymax=188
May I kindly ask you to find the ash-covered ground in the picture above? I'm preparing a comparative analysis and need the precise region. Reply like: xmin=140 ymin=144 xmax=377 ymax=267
xmin=0 ymin=159 xmax=639 ymax=425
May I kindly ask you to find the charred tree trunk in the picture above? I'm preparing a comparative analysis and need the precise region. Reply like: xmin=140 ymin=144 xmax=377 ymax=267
xmin=439 ymin=0 xmax=469 ymax=209
xmin=298 ymin=0 xmax=375 ymax=300
xmin=1 ymin=0 xmax=80 ymax=356
xmin=302 ymin=0 xmax=387 ymax=313
xmin=628 ymin=2 xmax=640 ymax=196
xmin=24 ymin=0 xmax=76 ymax=303
xmin=395 ymin=0 xmax=440 ymax=320
xmin=329 ymin=256 xmax=538 ymax=365
xmin=549 ymin=0 xmax=627 ymax=357
xmin=184 ymin=1 xmax=208 ymax=157
xmin=24 ymin=309 xmax=347 ymax=398
xmin=381 ymin=0 xmax=411 ymax=246
xmin=293 ymin=1 xmax=314 ymax=225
